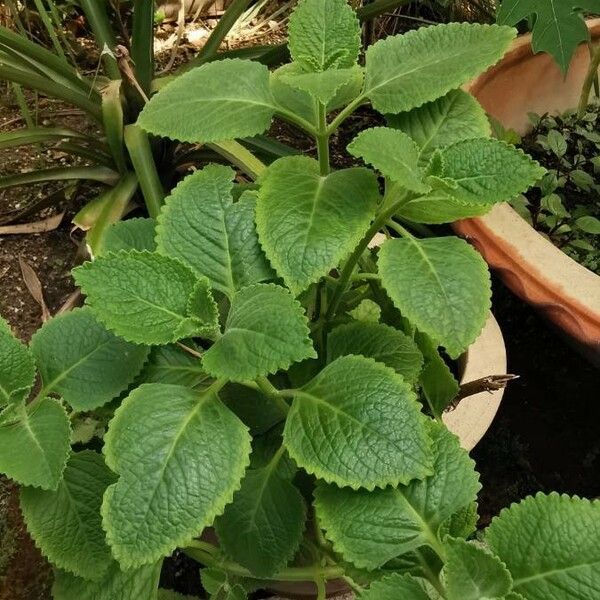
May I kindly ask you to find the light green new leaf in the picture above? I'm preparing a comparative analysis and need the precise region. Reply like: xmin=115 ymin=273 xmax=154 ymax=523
xmin=315 ymin=422 xmax=480 ymax=569
xmin=359 ymin=573 xmax=442 ymax=599
xmin=216 ymin=453 xmax=306 ymax=577
xmin=157 ymin=165 xmax=275 ymax=297
xmin=203 ymin=284 xmax=315 ymax=381
xmin=137 ymin=344 xmax=211 ymax=389
xmin=102 ymin=383 xmax=251 ymax=568
xmin=102 ymin=218 xmax=157 ymax=254
xmin=379 ymin=237 xmax=491 ymax=358
xmin=0 ymin=398 xmax=70 ymax=490
xmin=439 ymin=138 xmax=545 ymax=205
xmin=288 ymin=0 xmax=361 ymax=71
xmin=364 ymin=23 xmax=515 ymax=114
xmin=0 ymin=317 xmax=35 ymax=406
xmin=138 ymin=59 xmax=275 ymax=143
xmin=284 ymin=355 xmax=432 ymax=490
xmin=349 ymin=299 xmax=381 ymax=323
xmin=21 ymin=451 xmax=116 ymax=581
xmin=486 ymin=493 xmax=600 ymax=600
xmin=256 ymin=156 xmax=379 ymax=293
xmin=387 ymin=90 xmax=491 ymax=164
xmin=52 ymin=561 xmax=162 ymax=600
xmin=442 ymin=537 xmax=513 ymax=600
xmin=30 ymin=309 xmax=149 ymax=411
xmin=327 ymin=321 xmax=423 ymax=383
xmin=280 ymin=65 xmax=361 ymax=105
xmin=497 ymin=0 xmax=600 ymax=74
xmin=74 ymin=251 xmax=218 ymax=345
xmin=440 ymin=502 xmax=479 ymax=540
xmin=348 ymin=127 xmax=430 ymax=194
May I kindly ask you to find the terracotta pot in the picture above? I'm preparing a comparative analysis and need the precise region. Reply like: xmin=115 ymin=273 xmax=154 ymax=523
xmin=453 ymin=19 xmax=600 ymax=363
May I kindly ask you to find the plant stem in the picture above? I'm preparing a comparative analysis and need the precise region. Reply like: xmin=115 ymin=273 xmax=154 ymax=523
xmin=256 ymin=376 xmax=290 ymax=416
xmin=316 ymin=574 xmax=326 ymax=600
xmin=316 ymin=102 xmax=330 ymax=175
xmin=327 ymin=95 xmax=367 ymax=135
xmin=578 ymin=43 xmax=600 ymax=118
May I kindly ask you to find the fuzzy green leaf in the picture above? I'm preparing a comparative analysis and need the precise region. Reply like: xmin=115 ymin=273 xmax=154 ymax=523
xmin=102 ymin=218 xmax=157 ymax=254
xmin=138 ymin=59 xmax=275 ymax=143
xmin=21 ymin=451 xmax=116 ymax=581
xmin=256 ymin=156 xmax=379 ymax=293
xmin=74 ymin=251 xmax=218 ymax=345
xmin=0 ymin=398 xmax=70 ymax=490
xmin=156 ymin=165 xmax=275 ymax=298
xmin=442 ymin=537 xmax=513 ymax=600
xmin=364 ymin=23 xmax=516 ymax=114
xmin=52 ymin=561 xmax=162 ymax=600
xmin=102 ymin=383 xmax=251 ymax=568
xmin=387 ymin=90 xmax=491 ymax=164
xmin=203 ymin=284 xmax=315 ymax=382
xmin=30 ymin=308 xmax=149 ymax=411
xmin=280 ymin=65 xmax=361 ymax=105
xmin=497 ymin=0 xmax=600 ymax=74
xmin=327 ymin=321 xmax=423 ymax=383
xmin=137 ymin=344 xmax=211 ymax=388
xmin=486 ymin=493 xmax=600 ymax=600
xmin=284 ymin=355 xmax=432 ymax=490
xmin=379 ymin=237 xmax=491 ymax=358
xmin=216 ymin=452 xmax=306 ymax=577
xmin=0 ymin=317 xmax=35 ymax=407
xmin=348 ymin=127 xmax=429 ymax=193
xmin=349 ymin=299 xmax=381 ymax=323
xmin=288 ymin=0 xmax=361 ymax=71
xmin=360 ymin=573 xmax=442 ymax=599
xmin=315 ymin=422 xmax=480 ymax=569
xmin=440 ymin=502 xmax=479 ymax=540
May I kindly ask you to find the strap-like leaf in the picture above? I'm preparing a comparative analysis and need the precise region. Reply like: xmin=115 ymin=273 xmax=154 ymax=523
xmin=315 ymin=422 xmax=480 ymax=569
xmin=284 ymin=355 xmax=432 ymax=490
xmin=0 ymin=317 xmax=35 ymax=407
xmin=364 ymin=23 xmax=516 ymax=114
xmin=486 ymin=493 xmax=600 ymax=599
xmin=74 ymin=251 xmax=219 ymax=345
xmin=256 ymin=156 xmax=379 ymax=294
xmin=379 ymin=237 xmax=491 ymax=359
xmin=20 ymin=451 xmax=116 ymax=581
xmin=202 ymin=284 xmax=315 ymax=382
xmin=156 ymin=165 xmax=275 ymax=298
xmin=138 ymin=59 xmax=276 ymax=143
xmin=102 ymin=383 xmax=251 ymax=568
xmin=30 ymin=308 xmax=149 ymax=411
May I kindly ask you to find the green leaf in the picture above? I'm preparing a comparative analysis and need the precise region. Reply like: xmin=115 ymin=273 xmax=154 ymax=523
xmin=220 ymin=384 xmax=284 ymax=435
xmin=442 ymin=537 xmax=513 ymax=600
xmin=74 ymin=251 xmax=219 ymax=345
xmin=158 ymin=591 xmax=195 ymax=600
xmin=349 ymin=299 xmax=381 ymax=323
xmin=156 ymin=165 xmax=275 ymax=298
xmin=288 ymin=0 xmax=361 ymax=71
xmin=138 ymin=59 xmax=275 ymax=143
xmin=256 ymin=156 xmax=379 ymax=293
xmin=486 ymin=493 xmax=600 ymax=600
xmin=0 ymin=317 xmax=35 ymax=407
xmin=202 ymin=284 xmax=315 ymax=382
xmin=439 ymin=138 xmax=544 ymax=205
xmin=575 ymin=215 xmax=600 ymax=234
xmin=280 ymin=65 xmax=361 ymax=105
xmin=327 ymin=321 xmax=423 ymax=383
xmin=547 ymin=129 xmax=567 ymax=157
xmin=364 ymin=23 xmax=516 ymax=114
xmin=102 ymin=218 xmax=157 ymax=254
xmin=215 ymin=451 xmax=306 ymax=577
xmin=52 ymin=561 xmax=162 ymax=600
xmin=284 ymin=355 xmax=432 ymax=490
xmin=30 ymin=308 xmax=149 ymax=411
xmin=379 ymin=237 xmax=491 ymax=358
xmin=387 ymin=90 xmax=491 ymax=164
xmin=315 ymin=422 xmax=480 ymax=569
xmin=20 ymin=451 xmax=116 ymax=581
xmin=137 ymin=344 xmax=211 ymax=388
xmin=102 ymin=383 xmax=251 ymax=568
xmin=497 ymin=0 xmax=600 ymax=74
xmin=394 ymin=191 xmax=490 ymax=225
xmin=440 ymin=502 xmax=479 ymax=540
xmin=348 ymin=127 xmax=430 ymax=194
xmin=359 ymin=573 xmax=442 ymax=599
xmin=0 ymin=398 xmax=70 ymax=490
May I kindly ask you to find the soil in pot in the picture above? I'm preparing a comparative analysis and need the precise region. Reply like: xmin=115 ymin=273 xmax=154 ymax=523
xmin=511 ymin=103 xmax=600 ymax=275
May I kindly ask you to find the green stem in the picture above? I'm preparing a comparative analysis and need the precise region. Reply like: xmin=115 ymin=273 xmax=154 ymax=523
xmin=316 ymin=574 xmax=326 ymax=600
xmin=327 ymin=95 xmax=366 ymax=136
xmin=256 ymin=376 xmax=290 ymax=416
xmin=578 ymin=43 xmax=600 ymax=118
xmin=275 ymin=106 xmax=318 ymax=137
xmin=316 ymin=102 xmax=330 ymax=175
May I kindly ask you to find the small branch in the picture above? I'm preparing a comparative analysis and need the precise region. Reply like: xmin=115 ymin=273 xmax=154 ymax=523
xmin=177 ymin=342 xmax=203 ymax=358
xmin=448 ymin=374 xmax=519 ymax=411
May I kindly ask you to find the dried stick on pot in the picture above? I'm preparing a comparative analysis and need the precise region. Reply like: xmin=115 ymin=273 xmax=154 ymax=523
xmin=448 ymin=374 xmax=519 ymax=411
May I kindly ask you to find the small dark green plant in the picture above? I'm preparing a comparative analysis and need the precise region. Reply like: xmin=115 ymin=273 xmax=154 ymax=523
xmin=1 ymin=1 xmax=598 ymax=599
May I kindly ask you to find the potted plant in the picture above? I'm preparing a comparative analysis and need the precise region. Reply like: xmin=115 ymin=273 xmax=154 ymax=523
xmin=453 ymin=2 xmax=600 ymax=362
xmin=1 ymin=1 xmax=597 ymax=598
